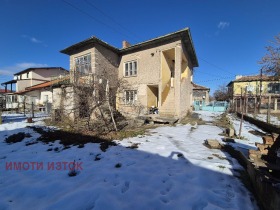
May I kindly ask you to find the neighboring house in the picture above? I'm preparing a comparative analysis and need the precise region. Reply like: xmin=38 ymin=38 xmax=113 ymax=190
xmin=227 ymin=75 xmax=280 ymax=112
xmin=227 ymin=75 xmax=280 ymax=99
xmin=192 ymin=83 xmax=210 ymax=105
xmin=1 ymin=67 xmax=68 ymax=110
xmin=57 ymin=27 xmax=198 ymax=119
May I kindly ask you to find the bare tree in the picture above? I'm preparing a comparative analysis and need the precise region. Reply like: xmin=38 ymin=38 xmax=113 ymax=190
xmin=259 ymin=34 xmax=280 ymax=75
xmin=54 ymin=66 xmax=132 ymax=133
xmin=213 ymin=84 xmax=230 ymax=101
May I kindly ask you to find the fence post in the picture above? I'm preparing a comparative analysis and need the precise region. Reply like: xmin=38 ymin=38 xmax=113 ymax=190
xmin=235 ymin=98 xmax=237 ymax=112
xmin=31 ymin=102 xmax=34 ymax=118
xmin=245 ymin=94 xmax=248 ymax=114
xmin=238 ymin=87 xmax=244 ymax=138
xmin=254 ymin=97 xmax=257 ymax=116
xmin=240 ymin=97 xmax=242 ymax=113
xmin=23 ymin=101 xmax=26 ymax=116
xmin=267 ymin=95 xmax=271 ymax=124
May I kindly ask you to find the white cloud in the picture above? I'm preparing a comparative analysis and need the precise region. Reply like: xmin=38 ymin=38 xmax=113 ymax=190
xmin=30 ymin=37 xmax=42 ymax=43
xmin=0 ymin=62 xmax=48 ymax=76
xmin=21 ymin=35 xmax=43 ymax=44
xmin=217 ymin=21 xmax=230 ymax=30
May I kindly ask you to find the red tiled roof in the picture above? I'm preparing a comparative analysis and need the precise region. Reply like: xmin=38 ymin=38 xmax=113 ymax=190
xmin=15 ymin=76 xmax=70 ymax=94
xmin=0 ymin=89 xmax=12 ymax=93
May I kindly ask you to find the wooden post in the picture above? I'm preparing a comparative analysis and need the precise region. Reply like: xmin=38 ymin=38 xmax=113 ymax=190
xmin=23 ymin=101 xmax=26 ymax=116
xmin=235 ymin=98 xmax=237 ymax=112
xmin=274 ymin=98 xmax=278 ymax=111
xmin=245 ymin=92 xmax=248 ymax=114
xmin=31 ymin=102 xmax=34 ymax=118
xmin=240 ymin=96 xmax=242 ymax=113
xmin=254 ymin=97 xmax=257 ymax=116
xmin=238 ymin=87 xmax=244 ymax=138
xmin=0 ymin=108 xmax=2 ymax=125
xmin=267 ymin=95 xmax=271 ymax=123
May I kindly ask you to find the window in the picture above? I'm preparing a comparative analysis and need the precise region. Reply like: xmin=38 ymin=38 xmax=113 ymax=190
xmin=124 ymin=60 xmax=137 ymax=77
xmin=44 ymin=95 xmax=49 ymax=103
xmin=268 ymin=83 xmax=280 ymax=94
xmin=124 ymin=90 xmax=137 ymax=104
xmin=75 ymin=54 xmax=91 ymax=75
xmin=6 ymin=95 xmax=17 ymax=103
xmin=26 ymin=72 xmax=29 ymax=78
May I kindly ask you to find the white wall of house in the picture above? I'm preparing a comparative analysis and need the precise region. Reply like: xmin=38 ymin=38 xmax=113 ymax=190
xmin=15 ymin=69 xmax=67 ymax=92
xmin=40 ymin=91 xmax=52 ymax=104
xmin=32 ymin=69 xmax=67 ymax=81
xmin=5 ymin=94 xmax=18 ymax=109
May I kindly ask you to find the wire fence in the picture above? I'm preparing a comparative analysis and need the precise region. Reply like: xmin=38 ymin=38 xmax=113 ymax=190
xmin=3 ymin=100 xmax=52 ymax=117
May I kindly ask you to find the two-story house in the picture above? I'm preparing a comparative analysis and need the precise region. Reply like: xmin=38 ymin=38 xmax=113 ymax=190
xmin=55 ymin=28 xmax=198 ymax=120
xmin=1 ymin=67 xmax=68 ymax=109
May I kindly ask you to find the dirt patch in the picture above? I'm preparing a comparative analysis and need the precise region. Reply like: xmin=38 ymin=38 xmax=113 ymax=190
xmin=126 ymin=143 xmax=140 ymax=149
xmin=5 ymin=132 xmax=31 ymax=144
xmin=180 ymin=112 xmax=205 ymax=125
xmin=28 ymin=126 xmax=116 ymax=152
xmin=213 ymin=113 xmax=233 ymax=130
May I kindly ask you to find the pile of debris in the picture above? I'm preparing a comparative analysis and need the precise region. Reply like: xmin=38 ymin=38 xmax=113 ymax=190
xmin=249 ymin=133 xmax=280 ymax=171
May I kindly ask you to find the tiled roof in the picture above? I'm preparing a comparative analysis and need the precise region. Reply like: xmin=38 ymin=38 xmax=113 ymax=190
xmin=15 ymin=76 xmax=70 ymax=94
xmin=0 ymin=89 xmax=12 ymax=93
xmin=60 ymin=36 xmax=119 ymax=55
xmin=192 ymin=82 xmax=210 ymax=90
xmin=227 ymin=75 xmax=280 ymax=86
xmin=235 ymin=75 xmax=272 ymax=82
xmin=60 ymin=28 xmax=199 ymax=67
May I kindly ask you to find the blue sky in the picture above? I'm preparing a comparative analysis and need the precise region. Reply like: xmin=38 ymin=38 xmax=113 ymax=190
xmin=0 ymin=0 xmax=279 ymax=94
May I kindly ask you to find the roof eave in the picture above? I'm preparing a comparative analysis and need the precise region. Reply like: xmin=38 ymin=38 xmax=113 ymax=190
xmin=14 ymin=67 xmax=68 ymax=76
xmin=120 ymin=28 xmax=199 ymax=67
xmin=60 ymin=37 xmax=119 ymax=55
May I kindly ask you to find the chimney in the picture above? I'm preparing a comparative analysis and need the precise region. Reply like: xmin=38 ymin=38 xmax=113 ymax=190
xmin=122 ymin=40 xmax=131 ymax=49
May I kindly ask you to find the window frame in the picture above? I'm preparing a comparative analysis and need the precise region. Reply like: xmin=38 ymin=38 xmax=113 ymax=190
xmin=74 ymin=53 xmax=92 ymax=75
xmin=124 ymin=90 xmax=137 ymax=105
xmin=124 ymin=60 xmax=137 ymax=77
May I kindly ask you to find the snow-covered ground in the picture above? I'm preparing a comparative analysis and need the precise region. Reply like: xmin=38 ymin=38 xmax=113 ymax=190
xmin=0 ymin=112 xmax=261 ymax=210
xmin=247 ymin=113 xmax=280 ymax=126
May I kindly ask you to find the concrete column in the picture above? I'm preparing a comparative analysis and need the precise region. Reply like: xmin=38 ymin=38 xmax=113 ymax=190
xmin=274 ymin=98 xmax=277 ymax=111
xmin=174 ymin=45 xmax=182 ymax=117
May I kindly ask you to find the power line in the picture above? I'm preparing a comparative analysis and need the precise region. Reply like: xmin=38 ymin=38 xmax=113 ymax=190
xmin=62 ymin=0 xmax=135 ymax=42
xmin=195 ymin=68 xmax=229 ymax=78
xmin=195 ymin=76 xmax=233 ymax=83
xmin=198 ymin=56 xmax=236 ymax=76
xmin=84 ymin=0 xmax=140 ymax=42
